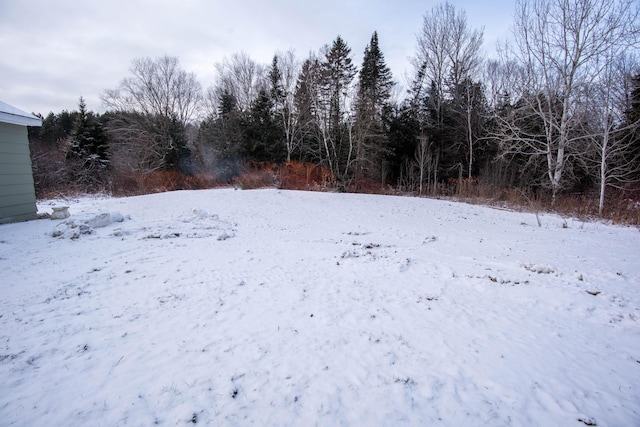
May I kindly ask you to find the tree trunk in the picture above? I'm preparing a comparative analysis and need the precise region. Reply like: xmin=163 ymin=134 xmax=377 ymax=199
xmin=467 ymin=103 xmax=473 ymax=180
xmin=598 ymin=130 xmax=609 ymax=216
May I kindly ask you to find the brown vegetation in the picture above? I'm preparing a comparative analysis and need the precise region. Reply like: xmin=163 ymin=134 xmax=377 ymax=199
xmin=453 ymin=183 xmax=640 ymax=225
xmin=110 ymin=170 xmax=222 ymax=196
xmin=277 ymin=161 xmax=332 ymax=191
xmin=31 ymin=157 xmax=639 ymax=226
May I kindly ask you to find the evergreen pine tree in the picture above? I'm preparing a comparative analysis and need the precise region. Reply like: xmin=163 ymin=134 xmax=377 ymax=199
xmin=358 ymin=32 xmax=393 ymax=112
xmin=354 ymin=31 xmax=394 ymax=185
xmin=266 ymin=55 xmax=287 ymax=160
xmin=293 ymin=58 xmax=322 ymax=162
xmin=243 ymin=88 xmax=286 ymax=163
xmin=622 ymin=73 xmax=640 ymax=180
xmin=268 ymin=56 xmax=285 ymax=105
xmin=624 ymin=73 xmax=640 ymax=132
xmin=320 ymin=36 xmax=357 ymax=181
xmin=65 ymin=97 xmax=110 ymax=189
xmin=323 ymin=36 xmax=357 ymax=127
xmin=197 ymin=90 xmax=244 ymax=180
xmin=162 ymin=114 xmax=192 ymax=173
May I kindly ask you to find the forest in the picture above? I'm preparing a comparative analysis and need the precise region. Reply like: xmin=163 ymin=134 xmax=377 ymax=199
xmin=27 ymin=0 xmax=640 ymax=222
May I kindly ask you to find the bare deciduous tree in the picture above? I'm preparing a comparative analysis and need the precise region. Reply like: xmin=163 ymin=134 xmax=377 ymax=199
xmin=208 ymin=52 xmax=266 ymax=114
xmin=584 ymin=53 xmax=640 ymax=214
xmin=103 ymin=55 xmax=202 ymax=124
xmin=102 ymin=55 xmax=203 ymax=173
xmin=411 ymin=1 xmax=484 ymax=180
xmin=106 ymin=112 xmax=167 ymax=173
xmin=412 ymin=2 xmax=483 ymax=115
xmin=497 ymin=0 xmax=638 ymax=202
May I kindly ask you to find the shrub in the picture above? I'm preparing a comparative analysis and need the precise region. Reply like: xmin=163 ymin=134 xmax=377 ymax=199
xmin=277 ymin=161 xmax=332 ymax=190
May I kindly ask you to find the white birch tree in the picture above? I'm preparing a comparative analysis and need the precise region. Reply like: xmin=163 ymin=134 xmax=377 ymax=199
xmin=305 ymin=37 xmax=357 ymax=182
xmin=498 ymin=0 xmax=638 ymax=202
xmin=584 ymin=53 xmax=640 ymax=214
xmin=269 ymin=49 xmax=301 ymax=162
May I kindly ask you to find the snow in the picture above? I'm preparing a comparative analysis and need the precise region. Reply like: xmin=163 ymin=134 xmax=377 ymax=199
xmin=1 ymin=188 xmax=639 ymax=426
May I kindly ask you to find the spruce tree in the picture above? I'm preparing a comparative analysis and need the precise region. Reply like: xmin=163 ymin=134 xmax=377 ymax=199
xmin=320 ymin=36 xmax=357 ymax=181
xmin=358 ymin=32 xmax=393 ymax=112
xmin=293 ymin=58 xmax=322 ymax=162
xmin=65 ymin=97 xmax=110 ymax=189
xmin=322 ymin=36 xmax=356 ymax=126
xmin=268 ymin=56 xmax=284 ymax=105
xmin=622 ymin=73 xmax=640 ymax=180
xmin=243 ymin=89 xmax=286 ymax=163
xmin=266 ymin=55 xmax=287 ymax=161
xmin=197 ymin=91 xmax=244 ymax=181
xmin=215 ymin=90 xmax=243 ymax=171
xmin=218 ymin=90 xmax=237 ymax=117
xmin=162 ymin=114 xmax=192 ymax=173
xmin=354 ymin=31 xmax=394 ymax=185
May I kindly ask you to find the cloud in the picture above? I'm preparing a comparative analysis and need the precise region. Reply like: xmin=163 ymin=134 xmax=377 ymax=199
xmin=0 ymin=0 xmax=514 ymax=116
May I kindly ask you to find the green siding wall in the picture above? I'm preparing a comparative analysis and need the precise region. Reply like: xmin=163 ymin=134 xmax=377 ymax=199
xmin=0 ymin=122 xmax=37 ymax=224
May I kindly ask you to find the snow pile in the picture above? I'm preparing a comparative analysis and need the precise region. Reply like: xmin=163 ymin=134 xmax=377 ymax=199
xmin=523 ymin=263 xmax=556 ymax=274
xmin=139 ymin=207 xmax=236 ymax=240
xmin=48 ymin=206 xmax=235 ymax=242
xmin=51 ymin=212 xmax=126 ymax=239
xmin=1 ymin=189 xmax=639 ymax=426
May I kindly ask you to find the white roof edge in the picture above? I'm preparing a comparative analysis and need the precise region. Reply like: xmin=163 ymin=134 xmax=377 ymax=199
xmin=0 ymin=100 xmax=42 ymax=127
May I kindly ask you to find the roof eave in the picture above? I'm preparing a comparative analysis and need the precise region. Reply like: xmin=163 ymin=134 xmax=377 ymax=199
xmin=0 ymin=111 xmax=42 ymax=127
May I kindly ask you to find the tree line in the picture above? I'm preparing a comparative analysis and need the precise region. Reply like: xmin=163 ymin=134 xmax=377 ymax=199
xmin=28 ymin=0 xmax=640 ymax=214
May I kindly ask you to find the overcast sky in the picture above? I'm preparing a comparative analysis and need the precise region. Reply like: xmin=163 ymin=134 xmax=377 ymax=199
xmin=0 ymin=0 xmax=515 ymax=116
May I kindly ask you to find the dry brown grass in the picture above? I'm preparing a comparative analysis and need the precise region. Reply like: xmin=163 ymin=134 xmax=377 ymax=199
xmin=232 ymin=169 xmax=277 ymax=190
xmin=109 ymin=170 xmax=222 ymax=196
xmin=277 ymin=161 xmax=332 ymax=191
xmin=33 ymin=158 xmax=639 ymax=226
xmin=447 ymin=183 xmax=640 ymax=226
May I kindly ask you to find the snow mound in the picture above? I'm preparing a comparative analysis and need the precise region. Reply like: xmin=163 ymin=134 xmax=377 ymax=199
xmin=51 ymin=212 xmax=126 ymax=239
xmin=186 ymin=208 xmax=213 ymax=221
xmin=524 ymin=263 xmax=556 ymax=274
xmin=49 ymin=207 xmax=236 ymax=241
xmin=140 ymin=208 xmax=236 ymax=240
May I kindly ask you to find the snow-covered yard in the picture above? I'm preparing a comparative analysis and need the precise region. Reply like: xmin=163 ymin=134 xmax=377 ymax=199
xmin=1 ymin=188 xmax=639 ymax=426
